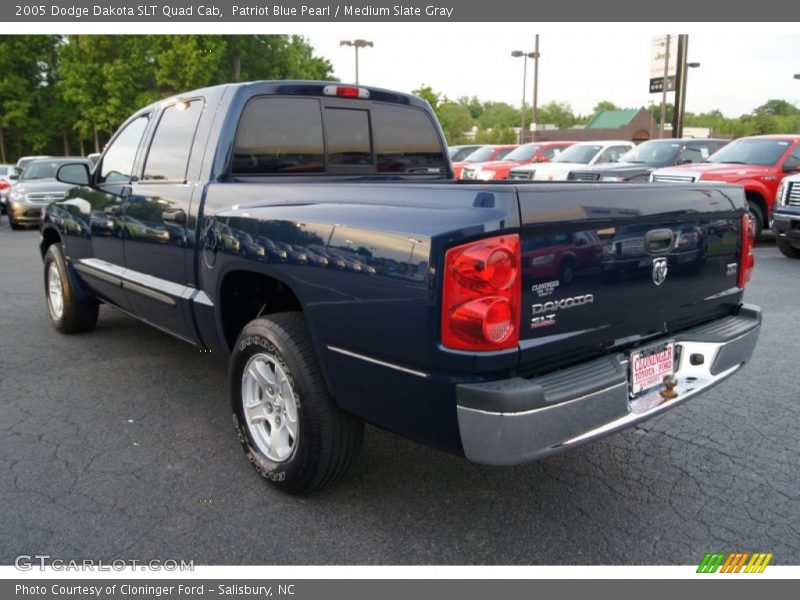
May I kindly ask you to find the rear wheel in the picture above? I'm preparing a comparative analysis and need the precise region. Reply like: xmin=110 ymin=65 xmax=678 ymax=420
xmin=230 ymin=312 xmax=363 ymax=495
xmin=558 ymin=259 xmax=576 ymax=285
xmin=777 ymin=237 xmax=800 ymax=259
xmin=44 ymin=243 xmax=99 ymax=333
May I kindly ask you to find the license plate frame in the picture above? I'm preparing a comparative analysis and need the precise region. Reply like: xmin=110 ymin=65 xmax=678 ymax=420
xmin=629 ymin=340 xmax=675 ymax=398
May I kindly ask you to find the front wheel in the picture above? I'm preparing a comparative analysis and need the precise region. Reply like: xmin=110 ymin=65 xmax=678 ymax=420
xmin=44 ymin=243 xmax=99 ymax=333
xmin=777 ymin=237 xmax=800 ymax=259
xmin=230 ymin=313 xmax=363 ymax=495
xmin=747 ymin=201 xmax=764 ymax=240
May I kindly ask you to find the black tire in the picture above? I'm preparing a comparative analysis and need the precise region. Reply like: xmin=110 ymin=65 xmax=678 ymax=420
xmin=43 ymin=243 xmax=99 ymax=333
xmin=558 ymin=259 xmax=576 ymax=285
xmin=746 ymin=200 xmax=764 ymax=241
xmin=230 ymin=312 xmax=363 ymax=495
xmin=777 ymin=237 xmax=800 ymax=259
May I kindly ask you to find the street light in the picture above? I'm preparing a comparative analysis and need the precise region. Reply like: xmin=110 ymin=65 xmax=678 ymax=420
xmin=340 ymin=39 xmax=373 ymax=84
xmin=512 ymin=49 xmax=538 ymax=144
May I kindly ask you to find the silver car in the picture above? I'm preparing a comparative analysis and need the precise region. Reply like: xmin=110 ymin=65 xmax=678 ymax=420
xmin=7 ymin=158 xmax=91 ymax=229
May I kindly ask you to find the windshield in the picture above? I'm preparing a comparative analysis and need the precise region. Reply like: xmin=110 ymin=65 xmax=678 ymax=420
xmin=706 ymin=138 xmax=791 ymax=166
xmin=503 ymin=145 xmax=541 ymax=162
xmin=20 ymin=161 xmax=64 ymax=180
xmin=619 ymin=141 xmax=682 ymax=165
xmin=463 ymin=146 xmax=499 ymax=162
xmin=552 ymin=144 xmax=603 ymax=164
xmin=449 ymin=146 xmax=479 ymax=161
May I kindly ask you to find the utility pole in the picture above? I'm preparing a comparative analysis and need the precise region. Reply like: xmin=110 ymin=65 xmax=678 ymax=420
xmin=671 ymin=34 xmax=689 ymax=138
xmin=340 ymin=39 xmax=373 ymax=84
xmin=532 ymin=34 xmax=540 ymax=142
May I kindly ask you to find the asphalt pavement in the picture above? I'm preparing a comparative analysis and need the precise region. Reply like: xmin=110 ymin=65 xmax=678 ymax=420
xmin=1 ymin=218 xmax=798 ymax=565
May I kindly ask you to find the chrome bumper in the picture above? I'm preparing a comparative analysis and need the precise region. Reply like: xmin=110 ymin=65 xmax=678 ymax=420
xmin=457 ymin=304 xmax=761 ymax=466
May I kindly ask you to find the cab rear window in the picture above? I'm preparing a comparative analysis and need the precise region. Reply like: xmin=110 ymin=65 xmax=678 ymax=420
xmin=232 ymin=97 xmax=445 ymax=175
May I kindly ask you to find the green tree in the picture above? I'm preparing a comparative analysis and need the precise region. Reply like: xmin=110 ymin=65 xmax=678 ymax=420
xmin=412 ymin=85 xmax=441 ymax=113
xmin=593 ymin=100 xmax=618 ymax=113
xmin=437 ymin=101 xmax=473 ymax=144
xmin=478 ymin=102 xmax=519 ymax=130
xmin=537 ymin=101 xmax=577 ymax=129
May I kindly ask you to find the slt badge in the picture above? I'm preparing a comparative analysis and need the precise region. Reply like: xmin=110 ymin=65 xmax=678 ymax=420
xmin=652 ymin=257 xmax=668 ymax=286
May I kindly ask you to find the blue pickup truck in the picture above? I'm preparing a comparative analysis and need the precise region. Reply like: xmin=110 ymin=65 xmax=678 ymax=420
xmin=40 ymin=81 xmax=761 ymax=494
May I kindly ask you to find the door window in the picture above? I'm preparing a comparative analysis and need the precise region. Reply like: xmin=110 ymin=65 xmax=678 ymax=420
xmin=143 ymin=100 xmax=204 ymax=182
xmin=98 ymin=114 xmax=150 ymax=184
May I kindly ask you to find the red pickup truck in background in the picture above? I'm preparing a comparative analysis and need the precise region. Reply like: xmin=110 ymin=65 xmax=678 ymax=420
xmin=451 ymin=144 xmax=517 ymax=179
xmin=460 ymin=141 xmax=574 ymax=181
xmin=651 ymin=135 xmax=800 ymax=234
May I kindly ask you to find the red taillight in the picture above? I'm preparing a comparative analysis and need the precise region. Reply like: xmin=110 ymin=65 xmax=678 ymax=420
xmin=442 ymin=234 xmax=520 ymax=351
xmin=0 ymin=181 xmax=9 ymax=190
xmin=738 ymin=213 xmax=755 ymax=288
xmin=322 ymin=85 xmax=370 ymax=99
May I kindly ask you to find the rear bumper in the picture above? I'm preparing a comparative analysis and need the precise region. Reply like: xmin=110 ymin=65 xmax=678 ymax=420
xmin=456 ymin=304 xmax=761 ymax=466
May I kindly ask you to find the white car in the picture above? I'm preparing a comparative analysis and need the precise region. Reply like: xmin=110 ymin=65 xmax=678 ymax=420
xmin=508 ymin=140 xmax=634 ymax=181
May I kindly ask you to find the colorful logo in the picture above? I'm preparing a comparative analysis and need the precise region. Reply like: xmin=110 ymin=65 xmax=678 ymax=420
xmin=697 ymin=552 xmax=773 ymax=573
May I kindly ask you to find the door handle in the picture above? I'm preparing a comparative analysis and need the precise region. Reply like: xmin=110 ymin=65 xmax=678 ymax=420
xmin=162 ymin=208 xmax=186 ymax=226
xmin=104 ymin=204 xmax=123 ymax=216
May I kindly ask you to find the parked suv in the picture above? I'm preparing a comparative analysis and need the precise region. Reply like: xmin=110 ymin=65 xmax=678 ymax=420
xmin=508 ymin=140 xmax=634 ymax=181
xmin=650 ymin=135 xmax=800 ymax=235
xmin=568 ymin=138 xmax=728 ymax=182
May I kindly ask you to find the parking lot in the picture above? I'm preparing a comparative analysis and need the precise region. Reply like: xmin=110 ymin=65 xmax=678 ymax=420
xmin=0 ymin=219 xmax=798 ymax=566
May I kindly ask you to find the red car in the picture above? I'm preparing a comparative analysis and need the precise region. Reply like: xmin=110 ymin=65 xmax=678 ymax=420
xmin=452 ymin=144 xmax=517 ymax=179
xmin=460 ymin=141 xmax=574 ymax=181
xmin=651 ymin=134 xmax=800 ymax=234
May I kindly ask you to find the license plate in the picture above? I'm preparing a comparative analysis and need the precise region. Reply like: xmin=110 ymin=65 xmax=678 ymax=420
xmin=629 ymin=340 xmax=675 ymax=397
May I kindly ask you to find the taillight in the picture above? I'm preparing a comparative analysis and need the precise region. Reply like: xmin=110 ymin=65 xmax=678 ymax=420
xmin=442 ymin=234 xmax=520 ymax=351
xmin=0 ymin=181 xmax=9 ymax=190
xmin=738 ymin=213 xmax=755 ymax=288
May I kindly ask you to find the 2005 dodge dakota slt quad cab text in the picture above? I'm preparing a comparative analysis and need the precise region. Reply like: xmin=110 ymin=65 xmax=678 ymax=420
xmin=39 ymin=81 xmax=761 ymax=494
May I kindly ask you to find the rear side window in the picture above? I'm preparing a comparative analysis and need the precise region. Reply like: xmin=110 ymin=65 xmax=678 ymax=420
xmin=143 ymin=99 xmax=204 ymax=182
xmin=368 ymin=104 xmax=445 ymax=173
xmin=233 ymin=98 xmax=324 ymax=174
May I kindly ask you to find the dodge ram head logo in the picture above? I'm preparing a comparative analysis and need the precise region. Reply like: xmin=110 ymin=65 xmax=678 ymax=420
xmin=652 ymin=257 xmax=668 ymax=286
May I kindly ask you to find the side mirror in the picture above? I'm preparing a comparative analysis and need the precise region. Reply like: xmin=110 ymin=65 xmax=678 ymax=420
xmin=56 ymin=163 xmax=90 ymax=186
xmin=782 ymin=159 xmax=800 ymax=173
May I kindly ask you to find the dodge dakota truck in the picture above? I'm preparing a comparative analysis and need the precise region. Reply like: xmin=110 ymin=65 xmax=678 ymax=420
xmin=40 ymin=81 xmax=761 ymax=495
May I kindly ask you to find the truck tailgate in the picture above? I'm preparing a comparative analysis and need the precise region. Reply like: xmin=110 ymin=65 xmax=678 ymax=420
xmin=515 ymin=183 xmax=746 ymax=375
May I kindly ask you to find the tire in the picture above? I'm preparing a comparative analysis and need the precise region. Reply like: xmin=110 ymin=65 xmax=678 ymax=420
xmin=43 ymin=243 xmax=99 ymax=333
xmin=558 ymin=259 xmax=576 ymax=285
xmin=230 ymin=312 xmax=363 ymax=495
xmin=777 ymin=237 xmax=800 ymax=259
xmin=746 ymin=201 xmax=764 ymax=241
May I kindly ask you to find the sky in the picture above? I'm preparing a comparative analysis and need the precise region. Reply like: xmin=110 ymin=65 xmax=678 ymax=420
xmin=303 ymin=25 xmax=800 ymax=118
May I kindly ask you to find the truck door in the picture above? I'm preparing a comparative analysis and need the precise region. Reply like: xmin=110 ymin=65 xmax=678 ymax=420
xmin=121 ymin=98 xmax=205 ymax=342
xmin=81 ymin=113 xmax=151 ymax=310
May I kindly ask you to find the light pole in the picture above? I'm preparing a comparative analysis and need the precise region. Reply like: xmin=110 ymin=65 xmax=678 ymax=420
xmin=512 ymin=49 xmax=537 ymax=144
xmin=532 ymin=35 xmax=540 ymax=142
xmin=340 ymin=39 xmax=373 ymax=84
xmin=673 ymin=60 xmax=700 ymax=138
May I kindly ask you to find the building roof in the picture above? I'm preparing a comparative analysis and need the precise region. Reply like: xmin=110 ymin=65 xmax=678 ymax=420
xmin=585 ymin=109 xmax=640 ymax=129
